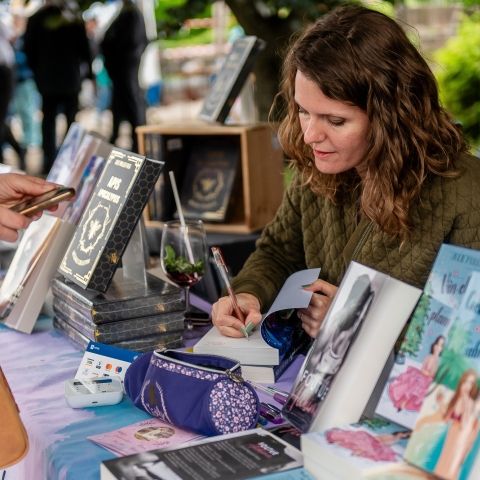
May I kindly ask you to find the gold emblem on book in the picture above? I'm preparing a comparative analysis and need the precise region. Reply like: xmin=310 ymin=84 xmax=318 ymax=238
xmin=191 ymin=168 xmax=225 ymax=206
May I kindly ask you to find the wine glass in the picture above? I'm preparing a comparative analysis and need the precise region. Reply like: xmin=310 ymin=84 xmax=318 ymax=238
xmin=160 ymin=219 xmax=207 ymax=329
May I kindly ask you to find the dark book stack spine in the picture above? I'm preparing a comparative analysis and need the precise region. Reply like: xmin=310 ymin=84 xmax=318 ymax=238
xmin=51 ymin=276 xmax=187 ymax=353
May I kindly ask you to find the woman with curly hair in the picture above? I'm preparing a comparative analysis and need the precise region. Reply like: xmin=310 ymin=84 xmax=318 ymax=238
xmin=211 ymin=5 xmax=480 ymax=339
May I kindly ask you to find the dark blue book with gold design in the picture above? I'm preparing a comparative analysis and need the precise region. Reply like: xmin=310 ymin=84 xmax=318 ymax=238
xmin=59 ymin=148 xmax=164 ymax=292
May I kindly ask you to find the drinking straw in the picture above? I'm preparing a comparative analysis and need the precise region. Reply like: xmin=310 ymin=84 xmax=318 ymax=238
xmin=168 ymin=170 xmax=195 ymax=264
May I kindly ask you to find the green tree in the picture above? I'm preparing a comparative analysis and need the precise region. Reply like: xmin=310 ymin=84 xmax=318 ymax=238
xmin=156 ymin=0 xmax=362 ymax=120
xmin=435 ymin=13 xmax=480 ymax=147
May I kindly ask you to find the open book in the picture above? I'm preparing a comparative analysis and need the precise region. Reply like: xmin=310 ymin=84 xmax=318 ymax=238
xmin=193 ymin=268 xmax=320 ymax=366
xmin=282 ymin=262 xmax=421 ymax=433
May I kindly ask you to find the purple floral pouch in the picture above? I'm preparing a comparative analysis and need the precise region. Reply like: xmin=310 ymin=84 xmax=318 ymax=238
xmin=124 ymin=349 xmax=259 ymax=436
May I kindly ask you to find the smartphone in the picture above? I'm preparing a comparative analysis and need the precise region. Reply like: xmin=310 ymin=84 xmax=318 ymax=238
xmin=10 ymin=187 xmax=75 ymax=216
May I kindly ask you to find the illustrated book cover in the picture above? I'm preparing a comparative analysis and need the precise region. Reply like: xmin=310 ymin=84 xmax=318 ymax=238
xmin=376 ymin=243 xmax=480 ymax=429
xmin=199 ymin=36 xmax=265 ymax=123
xmin=404 ymin=271 xmax=480 ymax=480
xmin=178 ymin=137 xmax=241 ymax=222
xmin=301 ymin=418 xmax=411 ymax=479
xmin=88 ymin=418 xmax=203 ymax=456
xmin=283 ymin=262 xmax=421 ymax=433
xmin=193 ymin=268 xmax=320 ymax=366
xmin=51 ymin=274 xmax=184 ymax=324
xmin=59 ymin=148 xmax=164 ymax=292
xmin=100 ymin=428 xmax=302 ymax=480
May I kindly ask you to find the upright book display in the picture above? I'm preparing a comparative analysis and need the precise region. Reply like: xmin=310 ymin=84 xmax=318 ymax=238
xmin=198 ymin=36 xmax=265 ymax=124
xmin=59 ymin=148 xmax=164 ymax=292
xmin=137 ymin=122 xmax=284 ymax=233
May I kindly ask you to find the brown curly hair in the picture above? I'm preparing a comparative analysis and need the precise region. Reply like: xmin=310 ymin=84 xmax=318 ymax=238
xmin=276 ymin=5 xmax=466 ymax=237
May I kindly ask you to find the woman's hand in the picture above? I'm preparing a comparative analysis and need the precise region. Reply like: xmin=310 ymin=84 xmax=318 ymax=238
xmin=211 ymin=292 xmax=262 ymax=338
xmin=298 ymin=279 xmax=338 ymax=338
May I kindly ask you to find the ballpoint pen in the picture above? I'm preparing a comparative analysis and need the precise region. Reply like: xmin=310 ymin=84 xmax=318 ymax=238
xmin=247 ymin=381 xmax=290 ymax=405
xmin=211 ymin=246 xmax=253 ymax=340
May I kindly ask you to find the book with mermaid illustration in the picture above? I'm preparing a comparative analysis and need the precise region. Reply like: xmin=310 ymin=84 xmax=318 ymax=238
xmin=301 ymin=418 xmax=412 ymax=479
xmin=376 ymin=244 xmax=480 ymax=429
xmin=404 ymin=271 xmax=480 ymax=480
xmin=282 ymin=262 xmax=421 ymax=433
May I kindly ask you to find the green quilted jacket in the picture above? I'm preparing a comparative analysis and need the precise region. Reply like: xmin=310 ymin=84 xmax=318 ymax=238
xmin=231 ymin=153 xmax=480 ymax=310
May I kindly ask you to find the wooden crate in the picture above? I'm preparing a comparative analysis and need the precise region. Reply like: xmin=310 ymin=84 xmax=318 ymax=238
xmin=136 ymin=121 xmax=284 ymax=233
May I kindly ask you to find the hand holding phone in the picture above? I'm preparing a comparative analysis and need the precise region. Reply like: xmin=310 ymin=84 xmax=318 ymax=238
xmin=9 ymin=187 xmax=75 ymax=216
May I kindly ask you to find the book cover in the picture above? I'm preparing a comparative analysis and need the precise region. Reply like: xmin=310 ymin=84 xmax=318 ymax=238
xmin=53 ymin=297 xmax=184 ymax=344
xmin=143 ymin=133 xmax=188 ymax=222
xmin=100 ymin=428 xmax=302 ymax=480
xmin=0 ymin=214 xmax=59 ymax=319
xmin=179 ymin=137 xmax=240 ymax=222
xmin=301 ymin=418 xmax=411 ymax=479
xmin=283 ymin=262 xmax=421 ymax=433
xmin=63 ymin=139 xmax=111 ymax=224
xmin=88 ymin=418 xmax=203 ymax=456
xmin=3 ymin=220 xmax=75 ymax=334
xmin=47 ymin=122 xmax=86 ymax=184
xmin=404 ymin=271 xmax=480 ymax=480
xmin=376 ymin=243 xmax=480 ymax=429
xmin=59 ymin=148 xmax=164 ymax=292
xmin=51 ymin=274 xmax=184 ymax=324
xmin=199 ymin=36 xmax=265 ymax=123
xmin=375 ymin=295 xmax=453 ymax=429
xmin=193 ymin=268 xmax=320 ymax=366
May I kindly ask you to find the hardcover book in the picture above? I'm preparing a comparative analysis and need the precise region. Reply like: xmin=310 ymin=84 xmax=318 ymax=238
xmin=199 ymin=36 xmax=265 ymax=123
xmin=53 ymin=315 xmax=183 ymax=353
xmin=59 ymin=148 xmax=164 ymax=292
xmin=404 ymin=271 xmax=480 ymax=480
xmin=52 ymin=296 xmax=184 ymax=344
xmin=376 ymin=243 xmax=480 ymax=429
xmin=100 ymin=428 xmax=302 ymax=480
xmin=282 ymin=262 xmax=421 ymax=433
xmin=51 ymin=274 xmax=184 ymax=324
xmin=179 ymin=137 xmax=240 ymax=222
xmin=193 ymin=268 xmax=321 ymax=366
xmin=143 ymin=133 xmax=188 ymax=222
xmin=47 ymin=122 xmax=86 ymax=184
xmin=301 ymin=418 xmax=411 ymax=479
xmin=88 ymin=418 xmax=204 ymax=456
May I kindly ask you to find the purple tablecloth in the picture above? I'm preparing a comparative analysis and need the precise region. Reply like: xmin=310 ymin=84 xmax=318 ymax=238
xmin=0 ymin=317 xmax=302 ymax=480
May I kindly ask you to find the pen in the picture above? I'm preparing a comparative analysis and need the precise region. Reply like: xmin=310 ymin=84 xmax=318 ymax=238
xmin=247 ymin=381 xmax=290 ymax=405
xmin=211 ymin=246 xmax=252 ymax=339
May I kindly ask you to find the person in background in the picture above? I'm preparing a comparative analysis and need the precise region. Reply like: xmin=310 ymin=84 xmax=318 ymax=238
xmin=0 ymin=22 xmax=15 ymax=164
xmin=100 ymin=0 xmax=148 ymax=153
xmin=211 ymin=5 xmax=480 ymax=339
xmin=10 ymin=10 xmax=42 ymax=163
xmin=0 ymin=173 xmax=57 ymax=241
xmin=24 ymin=0 xmax=92 ymax=175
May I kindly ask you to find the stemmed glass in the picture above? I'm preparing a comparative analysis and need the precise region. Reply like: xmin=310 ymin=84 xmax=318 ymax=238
xmin=160 ymin=219 xmax=207 ymax=329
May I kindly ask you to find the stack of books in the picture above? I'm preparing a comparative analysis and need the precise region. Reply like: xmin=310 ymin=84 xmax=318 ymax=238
xmin=51 ymin=273 xmax=186 ymax=352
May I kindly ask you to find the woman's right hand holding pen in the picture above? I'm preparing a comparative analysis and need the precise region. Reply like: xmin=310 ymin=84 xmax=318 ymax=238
xmin=211 ymin=293 xmax=262 ymax=338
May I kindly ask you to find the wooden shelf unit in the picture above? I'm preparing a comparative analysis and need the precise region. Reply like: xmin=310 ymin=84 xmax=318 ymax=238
xmin=137 ymin=121 xmax=284 ymax=233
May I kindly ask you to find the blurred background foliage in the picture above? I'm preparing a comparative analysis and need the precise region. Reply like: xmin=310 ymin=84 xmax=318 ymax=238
xmin=434 ymin=12 xmax=480 ymax=147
